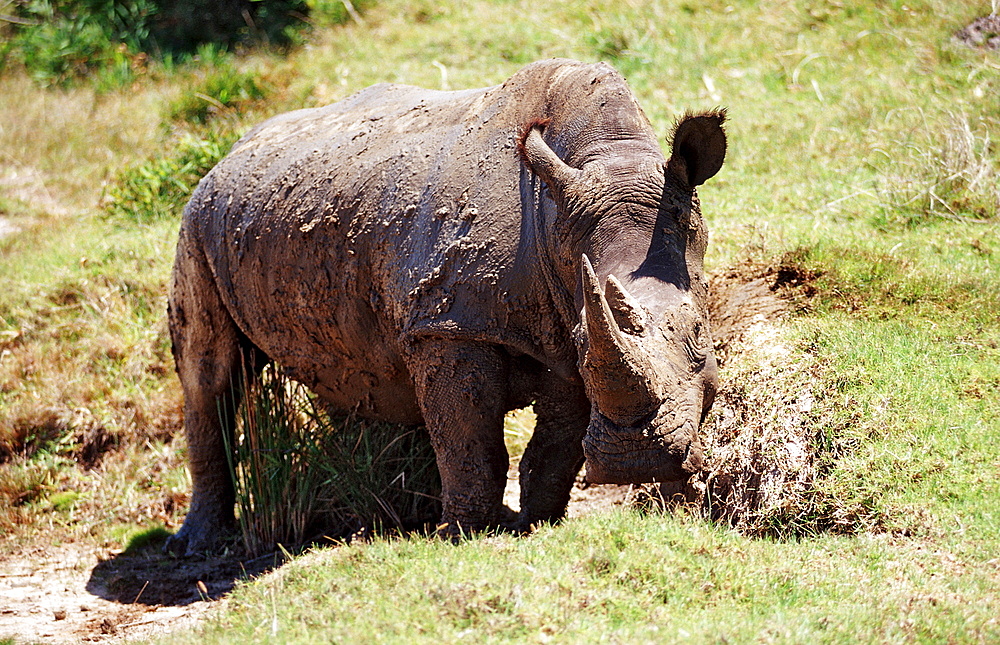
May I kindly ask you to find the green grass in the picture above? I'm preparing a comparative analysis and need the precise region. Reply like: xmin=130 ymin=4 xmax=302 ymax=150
xmin=0 ymin=215 xmax=179 ymax=453
xmin=187 ymin=511 xmax=999 ymax=643
xmin=1 ymin=0 xmax=998 ymax=640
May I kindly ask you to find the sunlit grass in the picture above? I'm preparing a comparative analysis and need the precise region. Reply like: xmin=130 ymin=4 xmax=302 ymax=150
xmin=185 ymin=511 xmax=999 ymax=644
xmin=1 ymin=0 xmax=998 ymax=640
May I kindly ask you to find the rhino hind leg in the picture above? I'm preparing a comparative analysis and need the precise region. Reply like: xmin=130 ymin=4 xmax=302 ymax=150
xmin=166 ymin=239 xmax=267 ymax=555
xmin=516 ymin=378 xmax=589 ymax=530
xmin=406 ymin=342 xmax=511 ymax=534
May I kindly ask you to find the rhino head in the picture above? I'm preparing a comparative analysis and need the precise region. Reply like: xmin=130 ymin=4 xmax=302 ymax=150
xmin=522 ymin=110 xmax=726 ymax=484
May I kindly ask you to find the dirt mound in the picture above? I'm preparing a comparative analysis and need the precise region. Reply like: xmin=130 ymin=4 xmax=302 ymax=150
xmin=706 ymin=253 xmax=819 ymax=360
xmin=665 ymin=256 xmax=829 ymax=535
xmin=953 ymin=14 xmax=1000 ymax=50
xmin=548 ymin=256 xmax=830 ymax=536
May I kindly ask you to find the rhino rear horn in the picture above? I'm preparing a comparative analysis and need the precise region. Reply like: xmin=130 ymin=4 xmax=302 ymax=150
xmin=668 ymin=109 xmax=727 ymax=187
xmin=603 ymin=274 xmax=647 ymax=335
xmin=581 ymin=255 xmax=658 ymax=424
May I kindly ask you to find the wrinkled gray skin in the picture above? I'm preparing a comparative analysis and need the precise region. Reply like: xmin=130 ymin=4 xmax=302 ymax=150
xmin=166 ymin=59 xmax=726 ymax=555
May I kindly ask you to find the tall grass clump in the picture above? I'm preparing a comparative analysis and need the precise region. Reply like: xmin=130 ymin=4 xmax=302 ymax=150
xmin=222 ymin=366 xmax=324 ymax=555
xmin=224 ymin=365 xmax=440 ymax=556
xmin=869 ymin=110 xmax=999 ymax=226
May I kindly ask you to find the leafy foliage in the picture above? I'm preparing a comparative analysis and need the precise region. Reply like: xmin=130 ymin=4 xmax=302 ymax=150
xmin=1 ymin=0 xmax=309 ymax=86
xmin=101 ymin=131 xmax=236 ymax=222
xmin=1 ymin=0 xmax=153 ymax=86
xmin=166 ymin=60 xmax=271 ymax=124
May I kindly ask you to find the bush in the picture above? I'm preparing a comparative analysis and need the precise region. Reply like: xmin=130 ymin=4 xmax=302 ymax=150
xmin=224 ymin=365 xmax=441 ymax=556
xmin=2 ymin=0 xmax=309 ymax=87
xmin=101 ymin=130 xmax=236 ymax=222
xmin=4 ymin=0 xmax=154 ymax=86
xmin=146 ymin=0 xmax=309 ymax=56
xmin=167 ymin=59 xmax=271 ymax=124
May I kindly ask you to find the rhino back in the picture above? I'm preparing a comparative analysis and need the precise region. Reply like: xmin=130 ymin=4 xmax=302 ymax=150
xmin=180 ymin=81 xmax=529 ymax=416
xmin=178 ymin=59 xmax=661 ymax=418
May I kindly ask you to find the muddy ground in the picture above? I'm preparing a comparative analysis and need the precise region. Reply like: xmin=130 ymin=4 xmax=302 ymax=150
xmin=0 ymin=479 xmax=641 ymax=644
xmin=0 ymin=257 xmax=813 ymax=644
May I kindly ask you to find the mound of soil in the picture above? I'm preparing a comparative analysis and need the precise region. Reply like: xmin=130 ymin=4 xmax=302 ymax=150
xmin=954 ymin=15 xmax=1000 ymax=50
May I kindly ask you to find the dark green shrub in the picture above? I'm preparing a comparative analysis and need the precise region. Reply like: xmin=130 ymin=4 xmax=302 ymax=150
xmin=3 ymin=0 xmax=309 ymax=86
xmin=4 ymin=0 xmax=153 ymax=86
xmin=146 ymin=0 xmax=309 ymax=56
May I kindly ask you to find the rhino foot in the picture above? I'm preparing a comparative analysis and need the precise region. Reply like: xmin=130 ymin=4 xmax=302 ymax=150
xmin=165 ymin=512 xmax=236 ymax=556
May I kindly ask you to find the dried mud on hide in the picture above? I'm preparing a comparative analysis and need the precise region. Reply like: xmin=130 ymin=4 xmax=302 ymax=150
xmin=953 ymin=15 xmax=1000 ymax=51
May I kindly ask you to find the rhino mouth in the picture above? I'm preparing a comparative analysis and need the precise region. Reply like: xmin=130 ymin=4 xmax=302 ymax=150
xmin=582 ymin=411 xmax=703 ymax=485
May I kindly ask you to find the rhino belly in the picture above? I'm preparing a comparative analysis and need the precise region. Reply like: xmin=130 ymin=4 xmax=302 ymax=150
xmin=248 ymin=327 xmax=424 ymax=425
xmin=217 ymin=253 xmax=424 ymax=425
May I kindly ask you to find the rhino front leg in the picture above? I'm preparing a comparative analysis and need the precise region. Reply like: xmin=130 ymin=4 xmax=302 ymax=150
xmin=406 ymin=342 xmax=510 ymax=534
xmin=517 ymin=377 xmax=589 ymax=529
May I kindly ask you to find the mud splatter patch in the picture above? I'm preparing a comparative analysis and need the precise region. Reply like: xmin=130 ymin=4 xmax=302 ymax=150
xmin=706 ymin=252 xmax=820 ymax=364
xmin=655 ymin=256 xmax=881 ymax=537
xmin=953 ymin=15 xmax=1000 ymax=50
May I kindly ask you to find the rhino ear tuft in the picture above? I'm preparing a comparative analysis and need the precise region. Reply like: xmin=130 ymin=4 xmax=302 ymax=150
xmin=668 ymin=109 xmax=727 ymax=188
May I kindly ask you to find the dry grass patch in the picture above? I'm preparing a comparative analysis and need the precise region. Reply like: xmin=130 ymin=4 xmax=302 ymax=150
xmin=0 ymin=74 xmax=163 ymax=208
xmin=868 ymin=110 xmax=999 ymax=225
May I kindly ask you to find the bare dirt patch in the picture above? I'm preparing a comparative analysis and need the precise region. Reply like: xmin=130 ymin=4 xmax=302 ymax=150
xmin=1 ymin=543 xmax=204 ymax=644
xmin=0 ymin=537 xmax=291 ymax=644
xmin=0 ymin=217 xmax=19 ymax=240
xmin=0 ymin=257 xmax=820 ymax=644
xmin=954 ymin=15 xmax=1000 ymax=51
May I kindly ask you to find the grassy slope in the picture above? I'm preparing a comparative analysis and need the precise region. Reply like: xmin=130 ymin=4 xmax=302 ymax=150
xmin=186 ymin=0 xmax=998 ymax=641
xmin=0 ymin=0 xmax=997 ymax=641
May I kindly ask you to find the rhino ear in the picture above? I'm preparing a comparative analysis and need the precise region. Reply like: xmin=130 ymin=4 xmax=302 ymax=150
xmin=519 ymin=121 xmax=581 ymax=201
xmin=668 ymin=109 xmax=727 ymax=188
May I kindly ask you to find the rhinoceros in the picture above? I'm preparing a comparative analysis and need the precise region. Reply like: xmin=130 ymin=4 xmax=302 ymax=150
xmin=166 ymin=58 xmax=726 ymax=554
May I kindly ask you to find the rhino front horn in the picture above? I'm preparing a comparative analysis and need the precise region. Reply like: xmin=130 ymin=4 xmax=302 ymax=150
xmin=580 ymin=255 xmax=658 ymax=424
